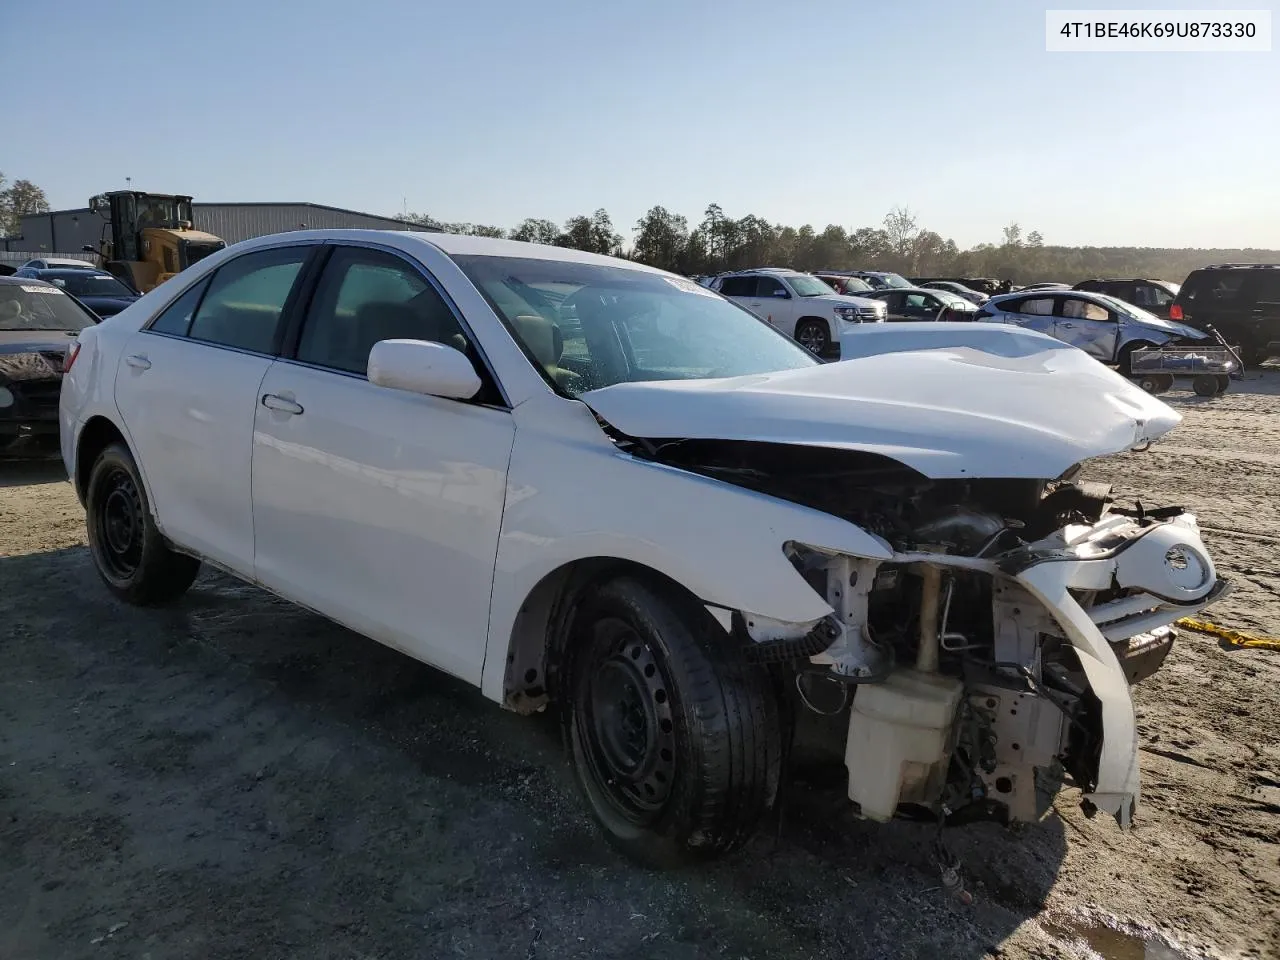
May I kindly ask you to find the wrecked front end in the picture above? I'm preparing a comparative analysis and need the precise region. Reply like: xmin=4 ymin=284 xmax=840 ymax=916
xmin=632 ymin=440 xmax=1227 ymax=829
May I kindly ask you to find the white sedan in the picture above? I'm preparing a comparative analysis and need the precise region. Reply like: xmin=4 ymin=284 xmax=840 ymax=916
xmin=61 ymin=230 xmax=1226 ymax=866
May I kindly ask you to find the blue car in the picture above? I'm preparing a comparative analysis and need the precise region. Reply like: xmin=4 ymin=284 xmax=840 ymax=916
xmin=13 ymin=267 xmax=140 ymax=318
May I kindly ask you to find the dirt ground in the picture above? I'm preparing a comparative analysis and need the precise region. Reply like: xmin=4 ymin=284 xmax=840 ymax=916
xmin=1 ymin=375 xmax=1277 ymax=960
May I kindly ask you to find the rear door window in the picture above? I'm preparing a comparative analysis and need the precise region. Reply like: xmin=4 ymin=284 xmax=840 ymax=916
xmin=717 ymin=276 xmax=754 ymax=297
xmin=187 ymin=247 xmax=311 ymax=354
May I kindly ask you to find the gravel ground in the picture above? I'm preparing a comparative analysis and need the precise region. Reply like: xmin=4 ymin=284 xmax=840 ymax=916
xmin=1 ymin=375 xmax=1277 ymax=960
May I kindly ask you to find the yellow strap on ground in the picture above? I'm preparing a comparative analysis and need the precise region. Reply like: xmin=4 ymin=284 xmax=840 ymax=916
xmin=1175 ymin=617 xmax=1280 ymax=651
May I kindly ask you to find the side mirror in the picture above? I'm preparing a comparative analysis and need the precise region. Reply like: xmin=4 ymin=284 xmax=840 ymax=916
xmin=82 ymin=244 xmax=95 ymax=253
xmin=773 ymin=289 xmax=790 ymax=298
xmin=368 ymin=339 xmax=482 ymax=401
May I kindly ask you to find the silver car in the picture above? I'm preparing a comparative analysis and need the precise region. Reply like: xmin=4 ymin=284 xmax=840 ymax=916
xmin=976 ymin=289 xmax=1206 ymax=369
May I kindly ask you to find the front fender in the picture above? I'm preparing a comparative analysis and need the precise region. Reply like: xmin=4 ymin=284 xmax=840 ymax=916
xmin=480 ymin=395 xmax=891 ymax=702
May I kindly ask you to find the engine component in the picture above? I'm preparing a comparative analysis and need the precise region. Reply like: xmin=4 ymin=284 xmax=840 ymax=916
xmin=844 ymin=668 xmax=965 ymax=821
xmin=966 ymin=680 xmax=1069 ymax=822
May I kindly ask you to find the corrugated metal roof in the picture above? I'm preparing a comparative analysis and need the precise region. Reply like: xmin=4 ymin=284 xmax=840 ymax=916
xmin=5 ymin=201 xmax=416 ymax=253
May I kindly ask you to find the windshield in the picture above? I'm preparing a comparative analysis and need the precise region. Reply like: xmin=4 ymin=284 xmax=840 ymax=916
xmin=453 ymin=255 xmax=818 ymax=397
xmin=880 ymin=273 xmax=912 ymax=288
xmin=935 ymin=291 xmax=969 ymax=307
xmin=0 ymin=284 xmax=96 ymax=332
xmin=48 ymin=273 xmax=134 ymax=298
xmin=787 ymin=274 xmax=836 ymax=297
xmin=1094 ymin=293 xmax=1163 ymax=323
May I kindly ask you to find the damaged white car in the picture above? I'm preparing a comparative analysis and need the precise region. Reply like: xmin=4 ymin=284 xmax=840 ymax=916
xmin=60 ymin=231 xmax=1227 ymax=867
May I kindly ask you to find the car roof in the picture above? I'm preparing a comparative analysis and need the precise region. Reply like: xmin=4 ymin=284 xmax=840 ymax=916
xmin=0 ymin=275 xmax=59 ymax=287
xmin=867 ymin=286 xmax=958 ymax=297
xmin=29 ymin=267 xmax=114 ymax=278
xmin=220 ymin=228 xmax=672 ymax=275
xmin=1079 ymin=277 xmax=1174 ymax=284
xmin=27 ymin=257 xmax=96 ymax=266
xmin=1193 ymin=263 xmax=1280 ymax=271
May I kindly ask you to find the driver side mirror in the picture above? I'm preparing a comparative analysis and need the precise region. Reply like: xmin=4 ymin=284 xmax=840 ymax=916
xmin=368 ymin=339 xmax=481 ymax=401
xmin=772 ymin=289 xmax=790 ymax=298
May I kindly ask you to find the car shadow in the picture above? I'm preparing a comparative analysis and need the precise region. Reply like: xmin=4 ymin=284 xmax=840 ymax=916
xmin=0 ymin=546 xmax=1067 ymax=959
xmin=0 ymin=458 xmax=67 ymax=488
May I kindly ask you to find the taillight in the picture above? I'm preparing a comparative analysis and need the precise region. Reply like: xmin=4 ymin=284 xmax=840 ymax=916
xmin=1169 ymin=304 xmax=1184 ymax=321
xmin=64 ymin=341 xmax=82 ymax=374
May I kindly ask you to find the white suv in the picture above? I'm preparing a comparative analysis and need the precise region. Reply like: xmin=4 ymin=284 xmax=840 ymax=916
xmin=710 ymin=269 xmax=885 ymax=356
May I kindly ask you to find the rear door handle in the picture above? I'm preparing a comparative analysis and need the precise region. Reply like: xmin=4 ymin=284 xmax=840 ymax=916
xmin=261 ymin=393 xmax=304 ymax=416
xmin=125 ymin=354 xmax=151 ymax=370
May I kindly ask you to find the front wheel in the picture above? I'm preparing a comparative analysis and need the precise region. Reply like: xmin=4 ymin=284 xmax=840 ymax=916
xmin=564 ymin=576 xmax=782 ymax=866
xmin=85 ymin=442 xmax=200 ymax=605
xmin=795 ymin=319 xmax=832 ymax=357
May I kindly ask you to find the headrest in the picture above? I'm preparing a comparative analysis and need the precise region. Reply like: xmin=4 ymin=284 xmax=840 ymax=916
xmin=356 ymin=300 xmax=428 ymax=347
xmin=513 ymin=314 xmax=561 ymax=367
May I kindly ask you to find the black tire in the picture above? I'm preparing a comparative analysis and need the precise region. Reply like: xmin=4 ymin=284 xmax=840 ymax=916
xmin=85 ymin=442 xmax=200 ymax=605
xmin=1192 ymin=374 xmax=1220 ymax=397
xmin=1136 ymin=373 xmax=1174 ymax=394
xmin=795 ymin=319 xmax=832 ymax=357
xmin=563 ymin=575 xmax=782 ymax=867
xmin=1216 ymin=375 xmax=1231 ymax=393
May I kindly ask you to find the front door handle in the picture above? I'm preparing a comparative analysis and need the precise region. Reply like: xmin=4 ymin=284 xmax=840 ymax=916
xmin=261 ymin=393 xmax=304 ymax=416
xmin=125 ymin=354 xmax=151 ymax=370
xmin=1059 ymin=322 xmax=1075 ymax=329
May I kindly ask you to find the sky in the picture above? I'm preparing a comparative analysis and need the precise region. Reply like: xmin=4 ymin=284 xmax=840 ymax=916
xmin=4 ymin=0 xmax=1278 ymax=249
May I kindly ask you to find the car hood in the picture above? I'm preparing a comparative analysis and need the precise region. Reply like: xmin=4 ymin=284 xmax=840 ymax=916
xmin=806 ymin=293 xmax=883 ymax=310
xmin=1125 ymin=314 xmax=1204 ymax=339
xmin=0 ymin=330 xmax=75 ymax=380
xmin=579 ymin=324 xmax=1181 ymax=480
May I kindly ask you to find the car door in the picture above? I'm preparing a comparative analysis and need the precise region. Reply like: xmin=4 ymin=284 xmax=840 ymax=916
xmin=752 ymin=275 xmax=796 ymax=334
xmin=1002 ymin=295 xmax=1058 ymax=336
xmin=1055 ymin=295 xmax=1118 ymax=360
xmin=879 ymin=292 xmax=906 ymax=320
xmin=113 ymin=244 xmax=317 ymax=572
xmin=250 ymin=244 xmax=515 ymax=684
xmin=900 ymin=292 xmax=942 ymax=321
xmin=1249 ymin=272 xmax=1280 ymax=360
xmin=717 ymin=276 xmax=759 ymax=316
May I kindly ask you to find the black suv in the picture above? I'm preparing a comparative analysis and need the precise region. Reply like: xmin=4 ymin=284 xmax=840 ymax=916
xmin=1170 ymin=264 xmax=1280 ymax=365
xmin=1073 ymin=278 xmax=1180 ymax=320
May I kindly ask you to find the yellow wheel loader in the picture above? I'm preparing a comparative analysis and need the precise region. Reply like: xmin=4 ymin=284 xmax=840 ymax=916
xmin=86 ymin=191 xmax=226 ymax=294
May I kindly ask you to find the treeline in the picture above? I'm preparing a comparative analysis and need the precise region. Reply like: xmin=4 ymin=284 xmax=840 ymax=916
xmin=398 ymin=204 xmax=1280 ymax=285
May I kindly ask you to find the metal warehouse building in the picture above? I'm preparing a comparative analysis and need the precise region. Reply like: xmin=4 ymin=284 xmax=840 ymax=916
xmin=2 ymin=202 xmax=415 ymax=255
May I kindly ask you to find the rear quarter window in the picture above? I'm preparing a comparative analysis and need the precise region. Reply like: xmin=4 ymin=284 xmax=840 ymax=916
xmin=1181 ymin=271 xmax=1247 ymax=305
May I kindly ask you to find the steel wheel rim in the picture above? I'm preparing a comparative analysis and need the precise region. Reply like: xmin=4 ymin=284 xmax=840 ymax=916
xmin=797 ymin=325 xmax=825 ymax=354
xmin=579 ymin=619 xmax=676 ymax=824
xmin=95 ymin=467 xmax=143 ymax=579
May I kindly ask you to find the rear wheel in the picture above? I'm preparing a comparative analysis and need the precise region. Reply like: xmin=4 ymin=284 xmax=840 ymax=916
xmin=564 ymin=575 xmax=782 ymax=866
xmin=1215 ymin=374 xmax=1231 ymax=394
xmin=1192 ymin=374 xmax=1221 ymax=397
xmin=795 ymin=319 xmax=832 ymax=357
xmin=86 ymin=442 xmax=200 ymax=605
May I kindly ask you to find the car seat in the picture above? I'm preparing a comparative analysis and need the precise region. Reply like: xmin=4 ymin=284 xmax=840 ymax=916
xmin=512 ymin=314 xmax=582 ymax=393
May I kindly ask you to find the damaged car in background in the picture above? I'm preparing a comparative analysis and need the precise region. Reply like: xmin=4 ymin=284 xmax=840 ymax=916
xmin=59 ymin=231 xmax=1226 ymax=871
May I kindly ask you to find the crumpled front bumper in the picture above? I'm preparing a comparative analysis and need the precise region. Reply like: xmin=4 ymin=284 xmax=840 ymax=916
xmin=1002 ymin=512 xmax=1226 ymax=825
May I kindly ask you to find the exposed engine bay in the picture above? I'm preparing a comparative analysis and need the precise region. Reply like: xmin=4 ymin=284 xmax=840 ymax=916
xmin=623 ymin=436 xmax=1229 ymax=829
